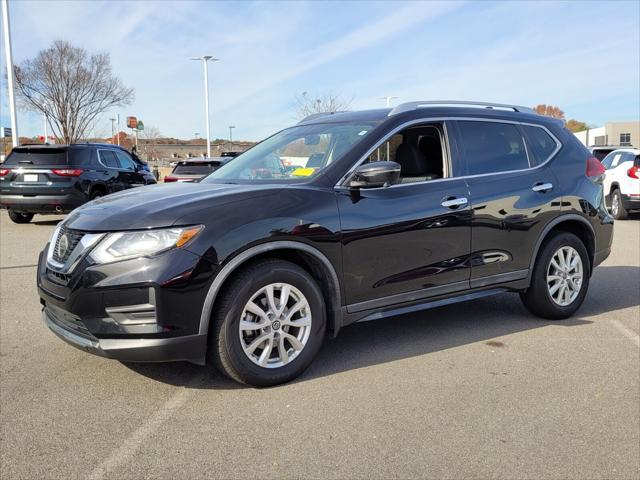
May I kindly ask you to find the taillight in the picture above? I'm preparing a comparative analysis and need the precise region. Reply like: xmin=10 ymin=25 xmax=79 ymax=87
xmin=0 ymin=168 xmax=10 ymax=176
xmin=164 ymin=176 xmax=177 ymax=182
xmin=52 ymin=168 xmax=84 ymax=177
xmin=628 ymin=166 xmax=640 ymax=179
xmin=586 ymin=156 xmax=605 ymax=177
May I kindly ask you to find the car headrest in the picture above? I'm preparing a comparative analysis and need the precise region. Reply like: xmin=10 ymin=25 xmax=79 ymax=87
xmin=395 ymin=143 xmax=428 ymax=176
xmin=418 ymin=136 xmax=442 ymax=159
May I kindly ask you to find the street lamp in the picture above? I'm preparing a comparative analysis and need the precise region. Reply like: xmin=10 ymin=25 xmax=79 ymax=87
xmin=228 ymin=125 xmax=235 ymax=143
xmin=190 ymin=55 xmax=219 ymax=158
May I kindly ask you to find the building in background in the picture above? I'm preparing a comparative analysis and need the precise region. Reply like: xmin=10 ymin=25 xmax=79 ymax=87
xmin=574 ymin=121 xmax=639 ymax=147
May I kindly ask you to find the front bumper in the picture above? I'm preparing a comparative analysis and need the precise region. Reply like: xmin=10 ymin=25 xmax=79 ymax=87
xmin=0 ymin=192 xmax=85 ymax=213
xmin=44 ymin=306 xmax=207 ymax=363
xmin=38 ymin=237 xmax=217 ymax=364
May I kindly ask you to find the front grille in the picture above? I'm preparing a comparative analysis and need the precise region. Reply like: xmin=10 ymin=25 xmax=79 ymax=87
xmin=46 ymin=267 xmax=72 ymax=285
xmin=52 ymin=228 xmax=85 ymax=263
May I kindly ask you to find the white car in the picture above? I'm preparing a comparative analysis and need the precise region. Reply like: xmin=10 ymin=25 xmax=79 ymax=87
xmin=601 ymin=148 xmax=640 ymax=219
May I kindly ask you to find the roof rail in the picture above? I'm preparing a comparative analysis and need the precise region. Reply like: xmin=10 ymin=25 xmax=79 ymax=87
xmin=298 ymin=111 xmax=350 ymax=124
xmin=388 ymin=100 xmax=536 ymax=117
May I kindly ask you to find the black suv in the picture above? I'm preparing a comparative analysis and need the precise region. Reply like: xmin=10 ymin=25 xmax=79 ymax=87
xmin=37 ymin=101 xmax=613 ymax=387
xmin=0 ymin=143 xmax=156 ymax=223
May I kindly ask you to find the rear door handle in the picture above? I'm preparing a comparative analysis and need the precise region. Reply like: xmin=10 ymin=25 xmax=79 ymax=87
xmin=532 ymin=182 xmax=553 ymax=192
xmin=441 ymin=197 xmax=468 ymax=208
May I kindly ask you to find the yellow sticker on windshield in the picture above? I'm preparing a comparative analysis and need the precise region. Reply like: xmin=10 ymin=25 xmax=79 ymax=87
xmin=292 ymin=167 xmax=316 ymax=177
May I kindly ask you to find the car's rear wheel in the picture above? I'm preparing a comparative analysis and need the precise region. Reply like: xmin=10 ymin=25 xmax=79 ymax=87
xmin=209 ymin=259 xmax=326 ymax=387
xmin=520 ymin=232 xmax=590 ymax=319
xmin=610 ymin=189 xmax=628 ymax=220
xmin=7 ymin=210 xmax=34 ymax=224
xmin=90 ymin=189 xmax=105 ymax=200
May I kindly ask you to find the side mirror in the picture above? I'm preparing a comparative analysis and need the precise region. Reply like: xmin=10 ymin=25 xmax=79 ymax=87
xmin=349 ymin=161 xmax=401 ymax=189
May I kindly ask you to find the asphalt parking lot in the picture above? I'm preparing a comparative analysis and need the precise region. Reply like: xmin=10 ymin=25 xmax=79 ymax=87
xmin=1 ymin=210 xmax=638 ymax=480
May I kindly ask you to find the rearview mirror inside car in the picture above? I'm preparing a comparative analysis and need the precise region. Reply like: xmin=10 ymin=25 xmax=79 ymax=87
xmin=349 ymin=161 xmax=401 ymax=189
xmin=304 ymin=135 xmax=320 ymax=145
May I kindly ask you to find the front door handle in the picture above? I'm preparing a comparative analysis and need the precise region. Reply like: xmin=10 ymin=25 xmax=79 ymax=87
xmin=532 ymin=182 xmax=553 ymax=192
xmin=441 ymin=197 xmax=468 ymax=208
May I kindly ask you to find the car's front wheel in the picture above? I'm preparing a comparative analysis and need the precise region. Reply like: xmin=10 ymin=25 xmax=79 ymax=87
xmin=7 ymin=210 xmax=34 ymax=224
xmin=520 ymin=232 xmax=590 ymax=319
xmin=209 ymin=259 xmax=326 ymax=387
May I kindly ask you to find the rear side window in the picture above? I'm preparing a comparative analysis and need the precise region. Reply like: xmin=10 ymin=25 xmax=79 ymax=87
xmin=4 ymin=148 xmax=68 ymax=166
xmin=98 ymin=150 xmax=120 ymax=169
xmin=458 ymin=121 xmax=528 ymax=175
xmin=522 ymin=125 xmax=558 ymax=165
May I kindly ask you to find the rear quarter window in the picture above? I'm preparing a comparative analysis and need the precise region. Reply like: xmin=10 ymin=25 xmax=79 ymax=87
xmin=69 ymin=148 xmax=97 ymax=167
xmin=522 ymin=125 xmax=559 ymax=165
xmin=4 ymin=148 xmax=69 ymax=166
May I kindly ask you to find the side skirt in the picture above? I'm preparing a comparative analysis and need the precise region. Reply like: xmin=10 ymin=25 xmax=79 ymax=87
xmin=355 ymin=287 xmax=509 ymax=324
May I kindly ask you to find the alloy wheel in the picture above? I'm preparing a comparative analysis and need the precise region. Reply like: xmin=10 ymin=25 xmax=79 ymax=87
xmin=546 ymin=246 xmax=583 ymax=306
xmin=238 ymin=283 xmax=312 ymax=368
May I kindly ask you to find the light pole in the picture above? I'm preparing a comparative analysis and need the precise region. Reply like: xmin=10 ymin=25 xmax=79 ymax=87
xmin=190 ymin=55 xmax=219 ymax=158
xmin=380 ymin=96 xmax=399 ymax=159
xmin=2 ymin=0 xmax=19 ymax=147
xmin=109 ymin=118 xmax=116 ymax=143
xmin=228 ymin=125 xmax=235 ymax=143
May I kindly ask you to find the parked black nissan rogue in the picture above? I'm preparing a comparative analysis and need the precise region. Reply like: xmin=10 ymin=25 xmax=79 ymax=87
xmin=37 ymin=101 xmax=613 ymax=387
xmin=0 ymin=143 xmax=156 ymax=223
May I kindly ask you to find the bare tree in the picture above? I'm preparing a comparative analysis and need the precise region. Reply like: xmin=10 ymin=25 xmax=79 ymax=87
xmin=141 ymin=125 xmax=163 ymax=161
xmin=13 ymin=41 xmax=134 ymax=143
xmin=294 ymin=91 xmax=353 ymax=119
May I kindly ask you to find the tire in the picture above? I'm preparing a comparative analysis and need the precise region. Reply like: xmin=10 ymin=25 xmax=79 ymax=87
xmin=90 ymin=189 xmax=105 ymax=200
xmin=610 ymin=189 xmax=628 ymax=220
xmin=520 ymin=232 xmax=590 ymax=320
xmin=209 ymin=259 xmax=326 ymax=387
xmin=7 ymin=210 xmax=34 ymax=224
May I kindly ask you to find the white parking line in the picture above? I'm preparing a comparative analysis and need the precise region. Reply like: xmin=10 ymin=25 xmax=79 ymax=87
xmin=88 ymin=374 xmax=205 ymax=480
xmin=611 ymin=319 xmax=640 ymax=347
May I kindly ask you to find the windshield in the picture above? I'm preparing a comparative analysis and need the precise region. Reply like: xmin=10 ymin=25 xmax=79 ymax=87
xmin=202 ymin=122 xmax=379 ymax=183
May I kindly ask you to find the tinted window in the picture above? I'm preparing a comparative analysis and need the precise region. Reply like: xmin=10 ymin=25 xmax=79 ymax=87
xmin=69 ymin=148 xmax=95 ymax=167
xmin=99 ymin=150 xmax=120 ymax=169
xmin=601 ymin=152 xmax=616 ymax=169
xmin=458 ymin=121 xmax=528 ymax=175
xmin=4 ymin=148 xmax=68 ymax=166
xmin=173 ymin=163 xmax=218 ymax=175
xmin=522 ymin=125 xmax=557 ymax=164
xmin=115 ymin=151 xmax=135 ymax=171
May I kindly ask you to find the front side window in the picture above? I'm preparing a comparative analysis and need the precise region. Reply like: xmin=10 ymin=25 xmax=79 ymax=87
xmin=362 ymin=124 xmax=446 ymax=183
xmin=115 ymin=151 xmax=136 ymax=171
xmin=620 ymin=133 xmax=631 ymax=145
xmin=203 ymin=122 xmax=379 ymax=183
xmin=458 ymin=121 xmax=528 ymax=175
xmin=522 ymin=125 xmax=558 ymax=165
xmin=98 ymin=150 xmax=120 ymax=169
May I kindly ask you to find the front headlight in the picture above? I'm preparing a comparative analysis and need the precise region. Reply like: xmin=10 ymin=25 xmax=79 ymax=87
xmin=89 ymin=225 xmax=203 ymax=264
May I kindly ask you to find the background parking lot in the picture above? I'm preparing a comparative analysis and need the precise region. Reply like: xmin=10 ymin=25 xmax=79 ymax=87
xmin=1 ymin=211 xmax=638 ymax=479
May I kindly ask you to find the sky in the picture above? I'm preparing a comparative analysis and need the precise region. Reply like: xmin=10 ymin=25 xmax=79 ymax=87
xmin=1 ymin=0 xmax=639 ymax=142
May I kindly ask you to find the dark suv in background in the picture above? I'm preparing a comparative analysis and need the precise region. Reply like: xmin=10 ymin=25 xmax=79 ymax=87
xmin=0 ymin=143 xmax=156 ymax=223
xmin=37 ymin=101 xmax=613 ymax=387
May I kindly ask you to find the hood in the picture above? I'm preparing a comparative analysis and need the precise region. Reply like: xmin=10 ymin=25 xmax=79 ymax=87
xmin=63 ymin=182 xmax=282 ymax=231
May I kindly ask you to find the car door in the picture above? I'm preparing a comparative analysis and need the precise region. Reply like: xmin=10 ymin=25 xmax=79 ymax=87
xmin=114 ymin=150 xmax=146 ymax=187
xmin=453 ymin=119 xmax=561 ymax=287
xmin=337 ymin=121 xmax=472 ymax=312
xmin=96 ymin=149 xmax=125 ymax=192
